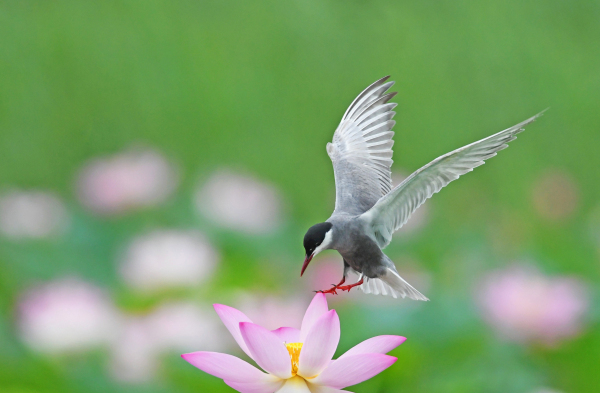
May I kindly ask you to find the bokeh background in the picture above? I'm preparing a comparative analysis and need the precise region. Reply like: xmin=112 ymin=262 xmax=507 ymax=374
xmin=1 ymin=1 xmax=599 ymax=392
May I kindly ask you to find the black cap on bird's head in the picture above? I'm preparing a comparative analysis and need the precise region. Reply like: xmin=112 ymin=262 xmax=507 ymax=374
xmin=301 ymin=222 xmax=333 ymax=276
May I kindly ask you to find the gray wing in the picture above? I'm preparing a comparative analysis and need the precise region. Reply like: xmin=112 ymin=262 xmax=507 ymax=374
xmin=327 ymin=76 xmax=398 ymax=216
xmin=360 ymin=111 xmax=546 ymax=248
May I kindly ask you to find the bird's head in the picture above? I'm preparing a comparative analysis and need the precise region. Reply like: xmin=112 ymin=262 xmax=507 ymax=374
xmin=301 ymin=222 xmax=333 ymax=276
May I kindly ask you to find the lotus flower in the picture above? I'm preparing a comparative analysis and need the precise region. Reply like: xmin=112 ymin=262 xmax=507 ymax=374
xmin=17 ymin=278 xmax=120 ymax=353
xmin=182 ymin=293 xmax=404 ymax=392
xmin=120 ymin=230 xmax=219 ymax=291
xmin=76 ymin=147 xmax=178 ymax=215
xmin=0 ymin=189 xmax=68 ymax=239
xmin=477 ymin=265 xmax=588 ymax=345
xmin=194 ymin=170 xmax=284 ymax=234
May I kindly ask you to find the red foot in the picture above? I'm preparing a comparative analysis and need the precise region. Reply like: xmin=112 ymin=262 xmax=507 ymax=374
xmin=316 ymin=285 xmax=339 ymax=295
xmin=316 ymin=276 xmax=345 ymax=295
xmin=337 ymin=278 xmax=364 ymax=293
xmin=316 ymin=277 xmax=363 ymax=295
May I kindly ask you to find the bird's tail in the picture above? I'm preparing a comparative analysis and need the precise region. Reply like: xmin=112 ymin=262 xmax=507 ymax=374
xmin=360 ymin=267 xmax=429 ymax=301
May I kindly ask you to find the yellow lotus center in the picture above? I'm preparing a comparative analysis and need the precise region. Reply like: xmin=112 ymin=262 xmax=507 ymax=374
xmin=285 ymin=342 xmax=303 ymax=375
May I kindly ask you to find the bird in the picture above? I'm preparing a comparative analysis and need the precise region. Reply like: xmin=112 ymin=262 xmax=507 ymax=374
xmin=301 ymin=76 xmax=545 ymax=300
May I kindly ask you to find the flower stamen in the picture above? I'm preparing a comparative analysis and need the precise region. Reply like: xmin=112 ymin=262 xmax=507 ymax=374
xmin=285 ymin=342 xmax=303 ymax=375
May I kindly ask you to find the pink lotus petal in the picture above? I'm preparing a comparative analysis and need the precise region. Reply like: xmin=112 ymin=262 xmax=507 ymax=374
xmin=300 ymin=294 xmax=328 ymax=342
xmin=311 ymin=353 xmax=396 ymax=389
xmin=272 ymin=327 xmax=301 ymax=343
xmin=338 ymin=335 xmax=406 ymax=359
xmin=239 ymin=322 xmax=293 ymax=379
xmin=213 ymin=304 xmax=253 ymax=358
xmin=224 ymin=375 xmax=284 ymax=393
xmin=276 ymin=376 xmax=312 ymax=392
xmin=181 ymin=351 xmax=266 ymax=383
xmin=298 ymin=310 xmax=340 ymax=379
xmin=306 ymin=384 xmax=353 ymax=393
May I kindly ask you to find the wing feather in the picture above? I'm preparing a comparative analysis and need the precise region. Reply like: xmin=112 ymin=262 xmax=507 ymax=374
xmin=360 ymin=110 xmax=546 ymax=248
xmin=328 ymin=76 xmax=398 ymax=215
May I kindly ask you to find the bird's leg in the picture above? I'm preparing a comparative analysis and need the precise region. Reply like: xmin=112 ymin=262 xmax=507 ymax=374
xmin=316 ymin=260 xmax=351 ymax=295
xmin=337 ymin=278 xmax=364 ymax=293
xmin=317 ymin=277 xmax=364 ymax=295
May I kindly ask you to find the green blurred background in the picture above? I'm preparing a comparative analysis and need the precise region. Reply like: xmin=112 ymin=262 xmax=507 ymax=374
xmin=1 ymin=1 xmax=599 ymax=392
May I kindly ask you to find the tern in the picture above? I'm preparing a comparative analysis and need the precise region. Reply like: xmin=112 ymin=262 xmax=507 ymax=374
xmin=301 ymin=76 xmax=544 ymax=300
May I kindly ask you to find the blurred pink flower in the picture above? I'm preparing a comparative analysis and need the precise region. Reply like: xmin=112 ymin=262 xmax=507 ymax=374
xmin=120 ymin=230 xmax=219 ymax=291
xmin=195 ymin=170 xmax=284 ymax=234
xmin=0 ymin=189 xmax=68 ymax=239
xmin=109 ymin=317 xmax=156 ymax=383
xmin=477 ymin=266 xmax=588 ymax=345
xmin=110 ymin=302 xmax=226 ymax=383
xmin=234 ymin=295 xmax=308 ymax=331
xmin=145 ymin=302 xmax=226 ymax=352
xmin=76 ymin=148 xmax=178 ymax=215
xmin=531 ymin=169 xmax=579 ymax=222
xmin=18 ymin=278 xmax=120 ymax=353
xmin=182 ymin=293 xmax=404 ymax=392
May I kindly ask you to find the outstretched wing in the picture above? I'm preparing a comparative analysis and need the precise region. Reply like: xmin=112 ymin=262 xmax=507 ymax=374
xmin=327 ymin=76 xmax=397 ymax=216
xmin=360 ymin=111 xmax=546 ymax=248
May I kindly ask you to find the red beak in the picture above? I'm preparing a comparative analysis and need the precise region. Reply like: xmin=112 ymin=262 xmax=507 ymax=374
xmin=301 ymin=254 xmax=313 ymax=277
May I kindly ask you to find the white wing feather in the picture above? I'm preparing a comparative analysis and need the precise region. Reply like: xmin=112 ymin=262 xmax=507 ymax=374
xmin=327 ymin=76 xmax=398 ymax=216
xmin=360 ymin=111 xmax=546 ymax=249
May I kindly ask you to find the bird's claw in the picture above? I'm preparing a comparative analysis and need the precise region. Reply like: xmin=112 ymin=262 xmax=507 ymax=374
xmin=314 ymin=285 xmax=339 ymax=295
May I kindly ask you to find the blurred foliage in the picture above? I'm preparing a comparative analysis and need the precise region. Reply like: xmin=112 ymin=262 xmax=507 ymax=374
xmin=1 ymin=0 xmax=599 ymax=392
